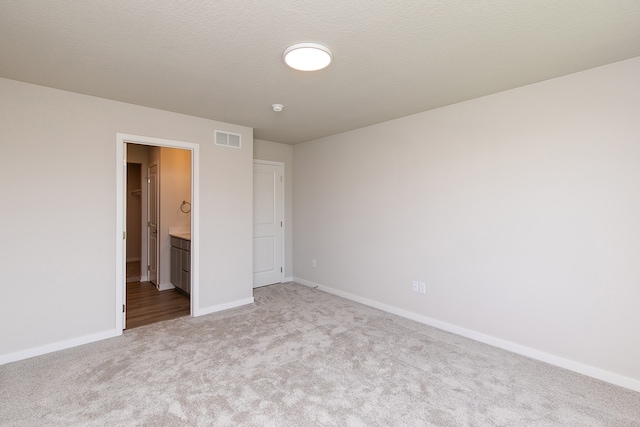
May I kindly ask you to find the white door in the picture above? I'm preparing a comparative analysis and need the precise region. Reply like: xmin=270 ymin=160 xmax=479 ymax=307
xmin=148 ymin=164 xmax=159 ymax=286
xmin=253 ymin=161 xmax=284 ymax=288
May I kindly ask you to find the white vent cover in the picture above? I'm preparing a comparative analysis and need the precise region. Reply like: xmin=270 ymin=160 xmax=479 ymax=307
xmin=215 ymin=130 xmax=241 ymax=148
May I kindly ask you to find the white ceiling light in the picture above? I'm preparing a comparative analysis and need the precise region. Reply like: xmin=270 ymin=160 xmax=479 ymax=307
xmin=283 ymin=43 xmax=332 ymax=71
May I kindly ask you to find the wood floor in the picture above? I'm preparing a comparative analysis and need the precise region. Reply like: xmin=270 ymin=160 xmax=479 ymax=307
xmin=126 ymin=281 xmax=190 ymax=329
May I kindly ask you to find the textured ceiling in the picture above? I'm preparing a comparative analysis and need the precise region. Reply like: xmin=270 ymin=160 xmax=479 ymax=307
xmin=1 ymin=1 xmax=640 ymax=144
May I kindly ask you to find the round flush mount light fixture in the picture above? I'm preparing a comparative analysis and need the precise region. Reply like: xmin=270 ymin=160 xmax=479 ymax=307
xmin=283 ymin=43 xmax=332 ymax=71
xmin=272 ymin=104 xmax=284 ymax=112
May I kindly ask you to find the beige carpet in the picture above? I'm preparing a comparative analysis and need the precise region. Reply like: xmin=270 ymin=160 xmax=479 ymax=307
xmin=1 ymin=282 xmax=639 ymax=426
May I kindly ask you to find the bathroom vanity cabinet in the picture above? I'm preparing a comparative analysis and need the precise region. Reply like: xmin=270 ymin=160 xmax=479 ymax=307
xmin=170 ymin=236 xmax=190 ymax=295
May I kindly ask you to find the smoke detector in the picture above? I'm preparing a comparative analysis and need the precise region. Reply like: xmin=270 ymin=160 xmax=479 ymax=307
xmin=272 ymin=104 xmax=284 ymax=112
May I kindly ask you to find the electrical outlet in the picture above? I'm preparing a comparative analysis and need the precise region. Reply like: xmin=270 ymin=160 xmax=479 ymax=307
xmin=419 ymin=282 xmax=426 ymax=294
xmin=412 ymin=280 xmax=419 ymax=292
xmin=312 ymin=259 xmax=316 ymax=268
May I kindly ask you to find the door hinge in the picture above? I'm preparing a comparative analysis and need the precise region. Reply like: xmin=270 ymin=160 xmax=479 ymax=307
xmin=122 ymin=304 xmax=126 ymax=313
xmin=281 ymin=221 xmax=283 ymax=227
xmin=281 ymin=267 xmax=283 ymax=273
xmin=147 ymin=221 xmax=151 ymax=227
xmin=123 ymin=231 xmax=126 ymax=239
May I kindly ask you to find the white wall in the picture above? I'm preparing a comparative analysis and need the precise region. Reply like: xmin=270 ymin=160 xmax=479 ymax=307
xmin=254 ymin=139 xmax=293 ymax=280
xmin=0 ymin=78 xmax=253 ymax=360
xmin=293 ymin=57 xmax=640 ymax=389
xmin=158 ymin=147 xmax=191 ymax=289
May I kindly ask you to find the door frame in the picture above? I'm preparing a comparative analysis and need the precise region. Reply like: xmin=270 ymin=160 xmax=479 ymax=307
xmin=253 ymin=159 xmax=285 ymax=286
xmin=147 ymin=162 xmax=159 ymax=286
xmin=116 ymin=133 xmax=200 ymax=332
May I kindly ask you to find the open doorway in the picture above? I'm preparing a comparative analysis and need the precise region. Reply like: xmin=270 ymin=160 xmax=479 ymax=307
xmin=125 ymin=144 xmax=192 ymax=328
xmin=116 ymin=133 xmax=200 ymax=333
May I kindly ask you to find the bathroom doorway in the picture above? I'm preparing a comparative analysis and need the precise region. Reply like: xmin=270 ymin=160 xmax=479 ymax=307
xmin=116 ymin=133 xmax=200 ymax=332
xmin=125 ymin=144 xmax=191 ymax=328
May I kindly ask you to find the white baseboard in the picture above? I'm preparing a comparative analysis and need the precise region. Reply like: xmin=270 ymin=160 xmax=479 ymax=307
xmin=140 ymin=275 xmax=148 ymax=282
xmin=0 ymin=329 xmax=121 ymax=366
xmin=157 ymin=282 xmax=175 ymax=291
xmin=283 ymin=276 xmax=293 ymax=283
xmin=194 ymin=297 xmax=254 ymax=317
xmin=293 ymin=277 xmax=640 ymax=393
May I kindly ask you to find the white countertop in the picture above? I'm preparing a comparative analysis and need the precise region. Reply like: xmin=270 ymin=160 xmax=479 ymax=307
xmin=169 ymin=232 xmax=191 ymax=240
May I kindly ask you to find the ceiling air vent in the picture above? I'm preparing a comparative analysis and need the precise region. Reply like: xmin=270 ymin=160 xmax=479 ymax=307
xmin=215 ymin=130 xmax=241 ymax=148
